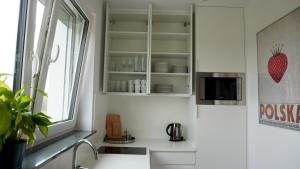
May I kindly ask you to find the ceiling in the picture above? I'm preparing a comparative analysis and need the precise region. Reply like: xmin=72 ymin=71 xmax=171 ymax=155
xmin=108 ymin=0 xmax=250 ymax=11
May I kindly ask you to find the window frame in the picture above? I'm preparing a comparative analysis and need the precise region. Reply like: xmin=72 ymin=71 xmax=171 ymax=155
xmin=23 ymin=0 xmax=89 ymax=143
xmin=13 ymin=0 xmax=29 ymax=92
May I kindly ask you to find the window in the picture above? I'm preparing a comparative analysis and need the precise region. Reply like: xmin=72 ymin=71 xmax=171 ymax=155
xmin=26 ymin=0 xmax=88 ymax=141
xmin=0 ymin=1 xmax=22 ymax=88
xmin=40 ymin=2 xmax=85 ymax=122
xmin=0 ymin=0 xmax=88 ymax=142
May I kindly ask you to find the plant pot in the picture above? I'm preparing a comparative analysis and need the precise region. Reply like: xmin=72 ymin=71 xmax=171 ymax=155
xmin=0 ymin=140 xmax=26 ymax=169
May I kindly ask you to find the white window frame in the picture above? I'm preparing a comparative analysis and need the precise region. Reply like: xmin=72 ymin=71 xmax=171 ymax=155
xmin=22 ymin=0 xmax=89 ymax=143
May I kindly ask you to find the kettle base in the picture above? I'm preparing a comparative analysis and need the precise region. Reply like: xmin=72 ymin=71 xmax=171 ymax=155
xmin=169 ymin=137 xmax=185 ymax=142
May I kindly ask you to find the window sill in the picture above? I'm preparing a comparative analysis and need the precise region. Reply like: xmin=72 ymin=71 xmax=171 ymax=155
xmin=22 ymin=130 xmax=96 ymax=169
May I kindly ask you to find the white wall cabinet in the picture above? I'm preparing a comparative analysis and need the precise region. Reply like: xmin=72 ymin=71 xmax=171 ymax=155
xmin=150 ymin=151 xmax=196 ymax=169
xmin=103 ymin=4 xmax=193 ymax=97
xmin=194 ymin=6 xmax=246 ymax=169
xmin=195 ymin=6 xmax=245 ymax=72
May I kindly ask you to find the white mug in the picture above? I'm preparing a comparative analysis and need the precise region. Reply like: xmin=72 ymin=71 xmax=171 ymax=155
xmin=128 ymin=80 xmax=134 ymax=93
xmin=141 ymin=80 xmax=147 ymax=93
xmin=134 ymin=79 xmax=141 ymax=93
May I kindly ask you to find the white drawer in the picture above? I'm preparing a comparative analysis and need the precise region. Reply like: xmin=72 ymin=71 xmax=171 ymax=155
xmin=151 ymin=152 xmax=196 ymax=165
xmin=151 ymin=165 xmax=195 ymax=169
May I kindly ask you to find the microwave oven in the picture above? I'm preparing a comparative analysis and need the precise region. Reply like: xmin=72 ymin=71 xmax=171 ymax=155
xmin=196 ymin=72 xmax=246 ymax=105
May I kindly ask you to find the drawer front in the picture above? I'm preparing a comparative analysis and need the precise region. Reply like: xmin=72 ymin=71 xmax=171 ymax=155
xmin=151 ymin=165 xmax=195 ymax=169
xmin=151 ymin=152 xmax=196 ymax=165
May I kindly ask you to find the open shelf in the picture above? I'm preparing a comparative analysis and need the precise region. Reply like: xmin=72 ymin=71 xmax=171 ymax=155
xmin=152 ymin=32 xmax=190 ymax=40
xmin=152 ymin=52 xmax=190 ymax=58
xmin=152 ymin=13 xmax=190 ymax=22
xmin=109 ymin=71 xmax=147 ymax=75
xmin=151 ymin=72 xmax=189 ymax=76
xmin=110 ymin=31 xmax=148 ymax=39
xmin=110 ymin=12 xmax=148 ymax=22
xmin=149 ymin=93 xmax=192 ymax=97
xmin=109 ymin=51 xmax=147 ymax=57
xmin=107 ymin=92 xmax=148 ymax=96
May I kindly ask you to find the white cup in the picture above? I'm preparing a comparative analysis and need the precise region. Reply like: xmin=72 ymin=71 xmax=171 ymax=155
xmin=141 ymin=80 xmax=147 ymax=93
xmin=134 ymin=79 xmax=141 ymax=93
xmin=128 ymin=80 xmax=134 ymax=93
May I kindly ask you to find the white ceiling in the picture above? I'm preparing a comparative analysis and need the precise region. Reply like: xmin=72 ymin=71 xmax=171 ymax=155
xmin=108 ymin=0 xmax=250 ymax=11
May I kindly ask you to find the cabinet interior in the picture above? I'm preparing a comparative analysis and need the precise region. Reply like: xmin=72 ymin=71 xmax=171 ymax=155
xmin=103 ymin=4 xmax=193 ymax=96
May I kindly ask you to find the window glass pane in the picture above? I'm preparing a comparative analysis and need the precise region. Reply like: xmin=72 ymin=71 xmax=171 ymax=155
xmin=33 ymin=0 xmax=45 ymax=52
xmin=41 ymin=2 xmax=85 ymax=122
xmin=0 ymin=1 xmax=21 ymax=88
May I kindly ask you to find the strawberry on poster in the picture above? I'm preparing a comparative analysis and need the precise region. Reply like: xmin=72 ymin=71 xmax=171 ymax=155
xmin=257 ymin=7 xmax=300 ymax=129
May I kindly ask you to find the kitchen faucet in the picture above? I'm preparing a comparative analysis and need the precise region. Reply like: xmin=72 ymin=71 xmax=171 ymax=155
xmin=72 ymin=139 xmax=98 ymax=169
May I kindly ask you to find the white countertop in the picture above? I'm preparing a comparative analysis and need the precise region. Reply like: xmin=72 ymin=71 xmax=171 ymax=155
xmin=99 ymin=138 xmax=196 ymax=152
xmin=84 ymin=139 xmax=196 ymax=169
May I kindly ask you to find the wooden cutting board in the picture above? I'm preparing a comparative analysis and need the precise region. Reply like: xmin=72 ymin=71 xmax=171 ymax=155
xmin=106 ymin=114 xmax=122 ymax=140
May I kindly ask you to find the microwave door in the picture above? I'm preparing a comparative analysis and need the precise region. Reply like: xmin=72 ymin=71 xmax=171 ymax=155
xmin=199 ymin=77 xmax=205 ymax=100
xmin=236 ymin=77 xmax=242 ymax=101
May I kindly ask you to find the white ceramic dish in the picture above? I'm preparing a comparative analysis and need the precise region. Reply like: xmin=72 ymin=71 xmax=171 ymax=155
xmin=172 ymin=65 xmax=187 ymax=73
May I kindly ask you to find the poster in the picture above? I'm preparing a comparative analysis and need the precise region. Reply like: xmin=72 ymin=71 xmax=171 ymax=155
xmin=257 ymin=7 xmax=300 ymax=130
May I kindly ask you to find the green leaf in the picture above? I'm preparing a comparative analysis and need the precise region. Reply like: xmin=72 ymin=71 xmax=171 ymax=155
xmin=15 ymin=113 xmax=23 ymax=127
xmin=14 ymin=87 xmax=26 ymax=98
xmin=16 ymin=94 xmax=31 ymax=109
xmin=0 ymin=87 xmax=14 ymax=100
xmin=0 ymin=73 xmax=12 ymax=77
xmin=0 ymin=103 xmax=12 ymax=135
xmin=36 ymin=112 xmax=51 ymax=119
xmin=36 ymin=89 xmax=48 ymax=97
xmin=22 ymin=129 xmax=36 ymax=144
xmin=32 ymin=113 xmax=52 ymax=126
xmin=38 ymin=125 xmax=48 ymax=137
xmin=4 ymin=128 xmax=12 ymax=140
xmin=22 ymin=112 xmax=35 ymax=129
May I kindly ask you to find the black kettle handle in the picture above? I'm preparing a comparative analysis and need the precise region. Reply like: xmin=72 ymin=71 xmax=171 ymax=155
xmin=166 ymin=124 xmax=172 ymax=136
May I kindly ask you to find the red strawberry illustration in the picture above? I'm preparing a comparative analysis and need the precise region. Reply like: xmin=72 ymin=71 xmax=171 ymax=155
xmin=268 ymin=44 xmax=288 ymax=83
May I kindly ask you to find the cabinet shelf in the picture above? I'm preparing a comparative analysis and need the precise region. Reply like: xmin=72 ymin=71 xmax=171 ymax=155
xmin=110 ymin=12 xmax=148 ymax=22
xmin=107 ymin=92 xmax=148 ymax=96
xmin=109 ymin=71 xmax=147 ymax=75
xmin=149 ymin=93 xmax=192 ymax=97
xmin=106 ymin=92 xmax=191 ymax=97
xmin=152 ymin=52 xmax=190 ymax=58
xmin=152 ymin=13 xmax=190 ymax=22
xmin=152 ymin=32 xmax=190 ymax=40
xmin=151 ymin=72 xmax=189 ymax=76
xmin=110 ymin=31 xmax=148 ymax=39
xmin=109 ymin=51 xmax=147 ymax=57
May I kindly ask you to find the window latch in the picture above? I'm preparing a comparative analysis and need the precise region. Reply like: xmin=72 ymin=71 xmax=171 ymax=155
xmin=49 ymin=45 xmax=60 ymax=64
xmin=31 ymin=51 xmax=40 ymax=78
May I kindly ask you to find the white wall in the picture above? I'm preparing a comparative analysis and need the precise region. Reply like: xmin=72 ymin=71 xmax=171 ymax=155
xmin=245 ymin=0 xmax=300 ymax=169
xmin=107 ymin=96 xmax=195 ymax=140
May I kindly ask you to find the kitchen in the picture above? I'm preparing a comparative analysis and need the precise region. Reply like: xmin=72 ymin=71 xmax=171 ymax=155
xmin=0 ymin=0 xmax=300 ymax=169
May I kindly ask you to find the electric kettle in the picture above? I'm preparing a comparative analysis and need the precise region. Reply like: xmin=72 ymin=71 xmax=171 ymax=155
xmin=166 ymin=123 xmax=184 ymax=141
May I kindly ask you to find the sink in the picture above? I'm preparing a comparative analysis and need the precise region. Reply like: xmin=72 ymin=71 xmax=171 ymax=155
xmin=98 ymin=146 xmax=146 ymax=155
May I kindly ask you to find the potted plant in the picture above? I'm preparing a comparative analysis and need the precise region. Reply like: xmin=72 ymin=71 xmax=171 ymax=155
xmin=0 ymin=74 xmax=52 ymax=169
